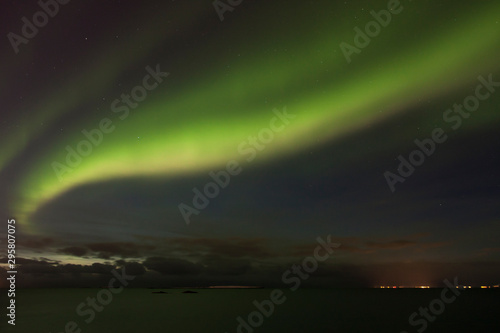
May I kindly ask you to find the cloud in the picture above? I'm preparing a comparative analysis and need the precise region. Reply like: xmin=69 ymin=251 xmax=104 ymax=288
xmin=365 ymin=240 xmax=416 ymax=249
xmin=116 ymin=260 xmax=147 ymax=276
xmin=58 ymin=246 xmax=88 ymax=256
xmin=143 ymin=257 xmax=203 ymax=275
xmin=200 ymin=255 xmax=251 ymax=276
xmin=14 ymin=259 xmax=59 ymax=276
xmin=87 ymin=242 xmax=156 ymax=259
xmin=20 ymin=236 xmax=55 ymax=250
xmin=0 ymin=257 xmax=147 ymax=287
xmin=169 ymin=237 xmax=272 ymax=259
xmin=336 ymin=244 xmax=375 ymax=254
xmin=288 ymin=235 xmax=450 ymax=260
xmin=2 ymin=255 xmax=500 ymax=288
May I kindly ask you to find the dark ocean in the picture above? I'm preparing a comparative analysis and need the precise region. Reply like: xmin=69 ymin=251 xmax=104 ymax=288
xmin=2 ymin=288 xmax=499 ymax=332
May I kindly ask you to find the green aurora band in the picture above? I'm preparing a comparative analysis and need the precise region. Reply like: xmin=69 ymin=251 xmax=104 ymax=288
xmin=4 ymin=1 xmax=500 ymax=231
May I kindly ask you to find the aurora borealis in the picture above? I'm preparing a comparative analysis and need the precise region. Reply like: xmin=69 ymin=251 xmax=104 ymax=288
xmin=1 ymin=0 xmax=500 ymax=290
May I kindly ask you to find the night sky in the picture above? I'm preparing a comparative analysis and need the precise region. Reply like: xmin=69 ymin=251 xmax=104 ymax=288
xmin=1 ymin=0 xmax=499 ymax=288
